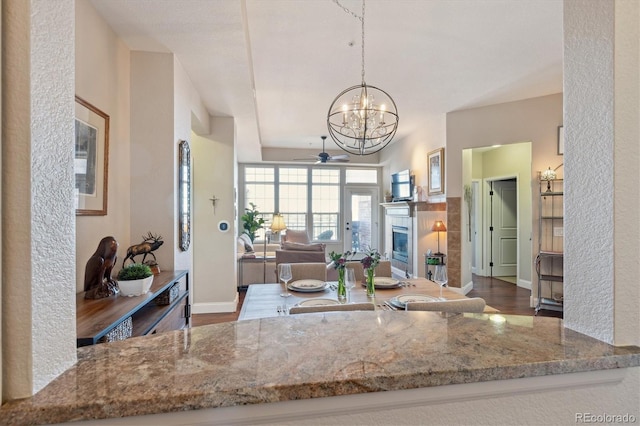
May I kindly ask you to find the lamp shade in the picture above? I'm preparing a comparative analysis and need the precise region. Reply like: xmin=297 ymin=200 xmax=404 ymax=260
xmin=270 ymin=214 xmax=287 ymax=233
xmin=540 ymin=167 xmax=557 ymax=181
xmin=432 ymin=220 xmax=447 ymax=232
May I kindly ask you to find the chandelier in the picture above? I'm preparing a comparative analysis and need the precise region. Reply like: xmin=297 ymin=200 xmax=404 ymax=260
xmin=327 ymin=0 xmax=399 ymax=156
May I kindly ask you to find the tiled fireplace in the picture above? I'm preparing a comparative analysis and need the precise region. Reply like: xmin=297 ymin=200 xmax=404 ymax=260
xmin=383 ymin=204 xmax=414 ymax=278
xmin=383 ymin=200 xmax=449 ymax=282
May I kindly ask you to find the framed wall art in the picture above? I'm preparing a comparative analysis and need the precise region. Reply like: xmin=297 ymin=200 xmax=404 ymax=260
xmin=75 ymin=96 xmax=109 ymax=216
xmin=427 ymin=148 xmax=445 ymax=196
xmin=179 ymin=140 xmax=191 ymax=251
xmin=557 ymin=125 xmax=564 ymax=155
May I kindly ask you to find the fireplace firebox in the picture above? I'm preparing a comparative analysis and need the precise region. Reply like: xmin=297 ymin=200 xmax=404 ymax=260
xmin=392 ymin=226 xmax=409 ymax=265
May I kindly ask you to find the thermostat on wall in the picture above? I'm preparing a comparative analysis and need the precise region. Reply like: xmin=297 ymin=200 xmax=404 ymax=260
xmin=218 ymin=220 xmax=230 ymax=233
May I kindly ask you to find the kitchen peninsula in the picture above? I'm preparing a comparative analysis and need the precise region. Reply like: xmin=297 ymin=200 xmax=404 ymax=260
xmin=1 ymin=312 xmax=639 ymax=425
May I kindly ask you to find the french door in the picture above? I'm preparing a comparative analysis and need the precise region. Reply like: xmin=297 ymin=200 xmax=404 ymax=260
xmin=343 ymin=188 xmax=379 ymax=255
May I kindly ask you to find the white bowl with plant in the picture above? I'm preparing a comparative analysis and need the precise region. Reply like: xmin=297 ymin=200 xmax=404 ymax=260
xmin=117 ymin=263 xmax=154 ymax=297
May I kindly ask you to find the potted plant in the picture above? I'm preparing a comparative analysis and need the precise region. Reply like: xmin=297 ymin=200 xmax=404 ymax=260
xmin=117 ymin=263 xmax=154 ymax=297
xmin=241 ymin=202 xmax=265 ymax=242
xmin=384 ymin=190 xmax=393 ymax=202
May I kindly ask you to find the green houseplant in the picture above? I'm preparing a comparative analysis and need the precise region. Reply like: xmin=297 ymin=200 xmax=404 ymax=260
xmin=117 ymin=263 xmax=154 ymax=297
xmin=241 ymin=202 xmax=265 ymax=242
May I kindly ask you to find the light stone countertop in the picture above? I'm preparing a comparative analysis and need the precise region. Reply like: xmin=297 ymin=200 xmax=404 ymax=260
xmin=1 ymin=311 xmax=639 ymax=425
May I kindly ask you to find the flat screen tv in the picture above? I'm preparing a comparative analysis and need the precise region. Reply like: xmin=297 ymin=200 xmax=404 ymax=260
xmin=391 ymin=169 xmax=414 ymax=201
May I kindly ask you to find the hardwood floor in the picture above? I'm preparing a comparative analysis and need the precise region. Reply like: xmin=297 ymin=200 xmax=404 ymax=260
xmin=191 ymin=291 xmax=244 ymax=326
xmin=467 ymin=274 xmax=563 ymax=318
xmin=191 ymin=275 xmax=562 ymax=327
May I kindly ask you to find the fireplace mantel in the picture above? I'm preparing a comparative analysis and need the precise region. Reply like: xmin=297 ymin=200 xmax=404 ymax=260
xmin=381 ymin=201 xmax=443 ymax=217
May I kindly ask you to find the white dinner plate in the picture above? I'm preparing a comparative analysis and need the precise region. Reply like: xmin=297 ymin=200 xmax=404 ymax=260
xmin=297 ymin=298 xmax=340 ymax=307
xmin=389 ymin=294 xmax=440 ymax=309
xmin=288 ymin=279 xmax=327 ymax=292
xmin=360 ymin=276 xmax=401 ymax=289
xmin=373 ymin=277 xmax=401 ymax=288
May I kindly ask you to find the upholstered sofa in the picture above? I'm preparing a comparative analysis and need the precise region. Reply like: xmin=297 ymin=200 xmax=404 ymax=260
xmin=275 ymin=229 xmax=327 ymax=276
xmin=237 ymin=230 xmax=329 ymax=287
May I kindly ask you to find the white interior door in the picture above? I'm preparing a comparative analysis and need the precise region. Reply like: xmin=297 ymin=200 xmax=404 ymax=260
xmin=471 ymin=180 xmax=481 ymax=273
xmin=489 ymin=179 xmax=518 ymax=277
xmin=344 ymin=188 xmax=378 ymax=255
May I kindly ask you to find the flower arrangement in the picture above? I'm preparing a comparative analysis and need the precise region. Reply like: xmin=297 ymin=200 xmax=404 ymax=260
xmin=328 ymin=251 xmax=352 ymax=270
xmin=328 ymin=251 xmax=352 ymax=301
xmin=360 ymin=247 xmax=381 ymax=271
xmin=360 ymin=247 xmax=381 ymax=297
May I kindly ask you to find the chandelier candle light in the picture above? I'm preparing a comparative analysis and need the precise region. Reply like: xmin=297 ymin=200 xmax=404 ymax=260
xmin=327 ymin=0 xmax=399 ymax=155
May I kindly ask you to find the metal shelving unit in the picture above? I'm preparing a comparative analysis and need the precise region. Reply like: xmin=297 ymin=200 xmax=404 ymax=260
xmin=536 ymin=177 xmax=563 ymax=314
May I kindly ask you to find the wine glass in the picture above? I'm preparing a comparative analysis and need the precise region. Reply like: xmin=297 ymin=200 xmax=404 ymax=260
xmin=345 ymin=268 xmax=356 ymax=303
xmin=279 ymin=263 xmax=292 ymax=298
xmin=433 ymin=265 xmax=448 ymax=300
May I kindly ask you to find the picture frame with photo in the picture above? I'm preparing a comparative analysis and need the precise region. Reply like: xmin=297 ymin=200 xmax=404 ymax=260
xmin=558 ymin=125 xmax=564 ymax=155
xmin=75 ymin=96 xmax=109 ymax=216
xmin=427 ymin=148 xmax=445 ymax=196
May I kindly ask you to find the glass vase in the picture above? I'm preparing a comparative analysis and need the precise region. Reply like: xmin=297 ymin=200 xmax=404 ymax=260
xmin=337 ymin=268 xmax=347 ymax=301
xmin=365 ymin=268 xmax=375 ymax=298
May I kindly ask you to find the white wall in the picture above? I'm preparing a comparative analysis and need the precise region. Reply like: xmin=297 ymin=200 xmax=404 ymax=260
xmin=75 ymin=0 xmax=131 ymax=291
xmin=380 ymin=114 xmax=447 ymax=278
xmin=564 ymin=0 xmax=639 ymax=345
xmin=2 ymin=0 xmax=76 ymax=398
xmin=613 ymin=0 xmax=640 ymax=347
xmin=466 ymin=143 xmax=533 ymax=288
xmin=447 ymin=93 xmax=563 ymax=293
xmin=192 ymin=117 xmax=238 ymax=313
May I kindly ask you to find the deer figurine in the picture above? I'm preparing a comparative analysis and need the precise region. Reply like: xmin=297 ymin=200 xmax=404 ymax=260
xmin=123 ymin=232 xmax=164 ymax=267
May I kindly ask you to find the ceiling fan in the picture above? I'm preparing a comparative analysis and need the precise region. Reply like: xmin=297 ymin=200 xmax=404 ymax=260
xmin=295 ymin=136 xmax=350 ymax=164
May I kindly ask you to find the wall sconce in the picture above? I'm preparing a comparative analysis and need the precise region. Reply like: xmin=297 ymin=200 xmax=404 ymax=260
xmin=432 ymin=220 xmax=447 ymax=255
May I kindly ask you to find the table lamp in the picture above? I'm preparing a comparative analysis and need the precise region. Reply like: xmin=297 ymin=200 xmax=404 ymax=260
xmin=540 ymin=164 xmax=563 ymax=192
xmin=270 ymin=213 xmax=287 ymax=239
xmin=432 ymin=220 xmax=447 ymax=255
xmin=264 ymin=214 xmax=286 ymax=283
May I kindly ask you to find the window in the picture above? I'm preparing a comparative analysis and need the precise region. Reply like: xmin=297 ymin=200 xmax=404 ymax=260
xmin=279 ymin=167 xmax=308 ymax=232
xmin=312 ymin=169 xmax=340 ymax=241
xmin=240 ymin=165 xmax=379 ymax=243
xmin=244 ymin=166 xmax=275 ymax=240
xmin=345 ymin=168 xmax=378 ymax=184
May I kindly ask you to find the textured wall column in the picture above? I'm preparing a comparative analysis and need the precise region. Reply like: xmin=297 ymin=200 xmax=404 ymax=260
xmin=563 ymin=0 xmax=635 ymax=344
xmin=2 ymin=0 xmax=76 ymax=398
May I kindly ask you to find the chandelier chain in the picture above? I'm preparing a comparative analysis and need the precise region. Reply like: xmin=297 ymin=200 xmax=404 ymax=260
xmin=328 ymin=0 xmax=397 ymax=156
xmin=361 ymin=0 xmax=365 ymax=83
xmin=332 ymin=0 xmax=366 ymax=83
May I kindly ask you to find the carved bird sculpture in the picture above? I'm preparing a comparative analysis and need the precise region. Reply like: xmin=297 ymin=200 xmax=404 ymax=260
xmin=84 ymin=236 xmax=119 ymax=299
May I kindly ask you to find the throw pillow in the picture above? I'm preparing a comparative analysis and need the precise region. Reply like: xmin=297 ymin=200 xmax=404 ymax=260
xmin=284 ymin=229 xmax=310 ymax=244
xmin=238 ymin=234 xmax=254 ymax=253
xmin=281 ymin=241 xmax=325 ymax=252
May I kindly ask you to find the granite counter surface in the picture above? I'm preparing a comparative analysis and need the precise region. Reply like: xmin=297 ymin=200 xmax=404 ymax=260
xmin=1 ymin=311 xmax=639 ymax=425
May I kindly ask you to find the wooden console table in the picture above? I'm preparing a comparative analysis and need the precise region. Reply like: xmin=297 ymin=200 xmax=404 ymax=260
xmin=76 ymin=270 xmax=189 ymax=347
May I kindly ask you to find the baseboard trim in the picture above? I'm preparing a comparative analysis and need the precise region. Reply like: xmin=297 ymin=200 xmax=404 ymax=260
xmin=518 ymin=279 xmax=532 ymax=290
xmin=192 ymin=293 xmax=238 ymax=314
xmin=458 ymin=281 xmax=474 ymax=295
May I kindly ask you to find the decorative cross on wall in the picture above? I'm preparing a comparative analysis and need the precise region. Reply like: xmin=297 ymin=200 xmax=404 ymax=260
xmin=209 ymin=195 xmax=219 ymax=214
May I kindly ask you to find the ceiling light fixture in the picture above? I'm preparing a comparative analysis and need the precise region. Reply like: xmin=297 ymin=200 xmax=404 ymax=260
xmin=327 ymin=0 xmax=399 ymax=156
